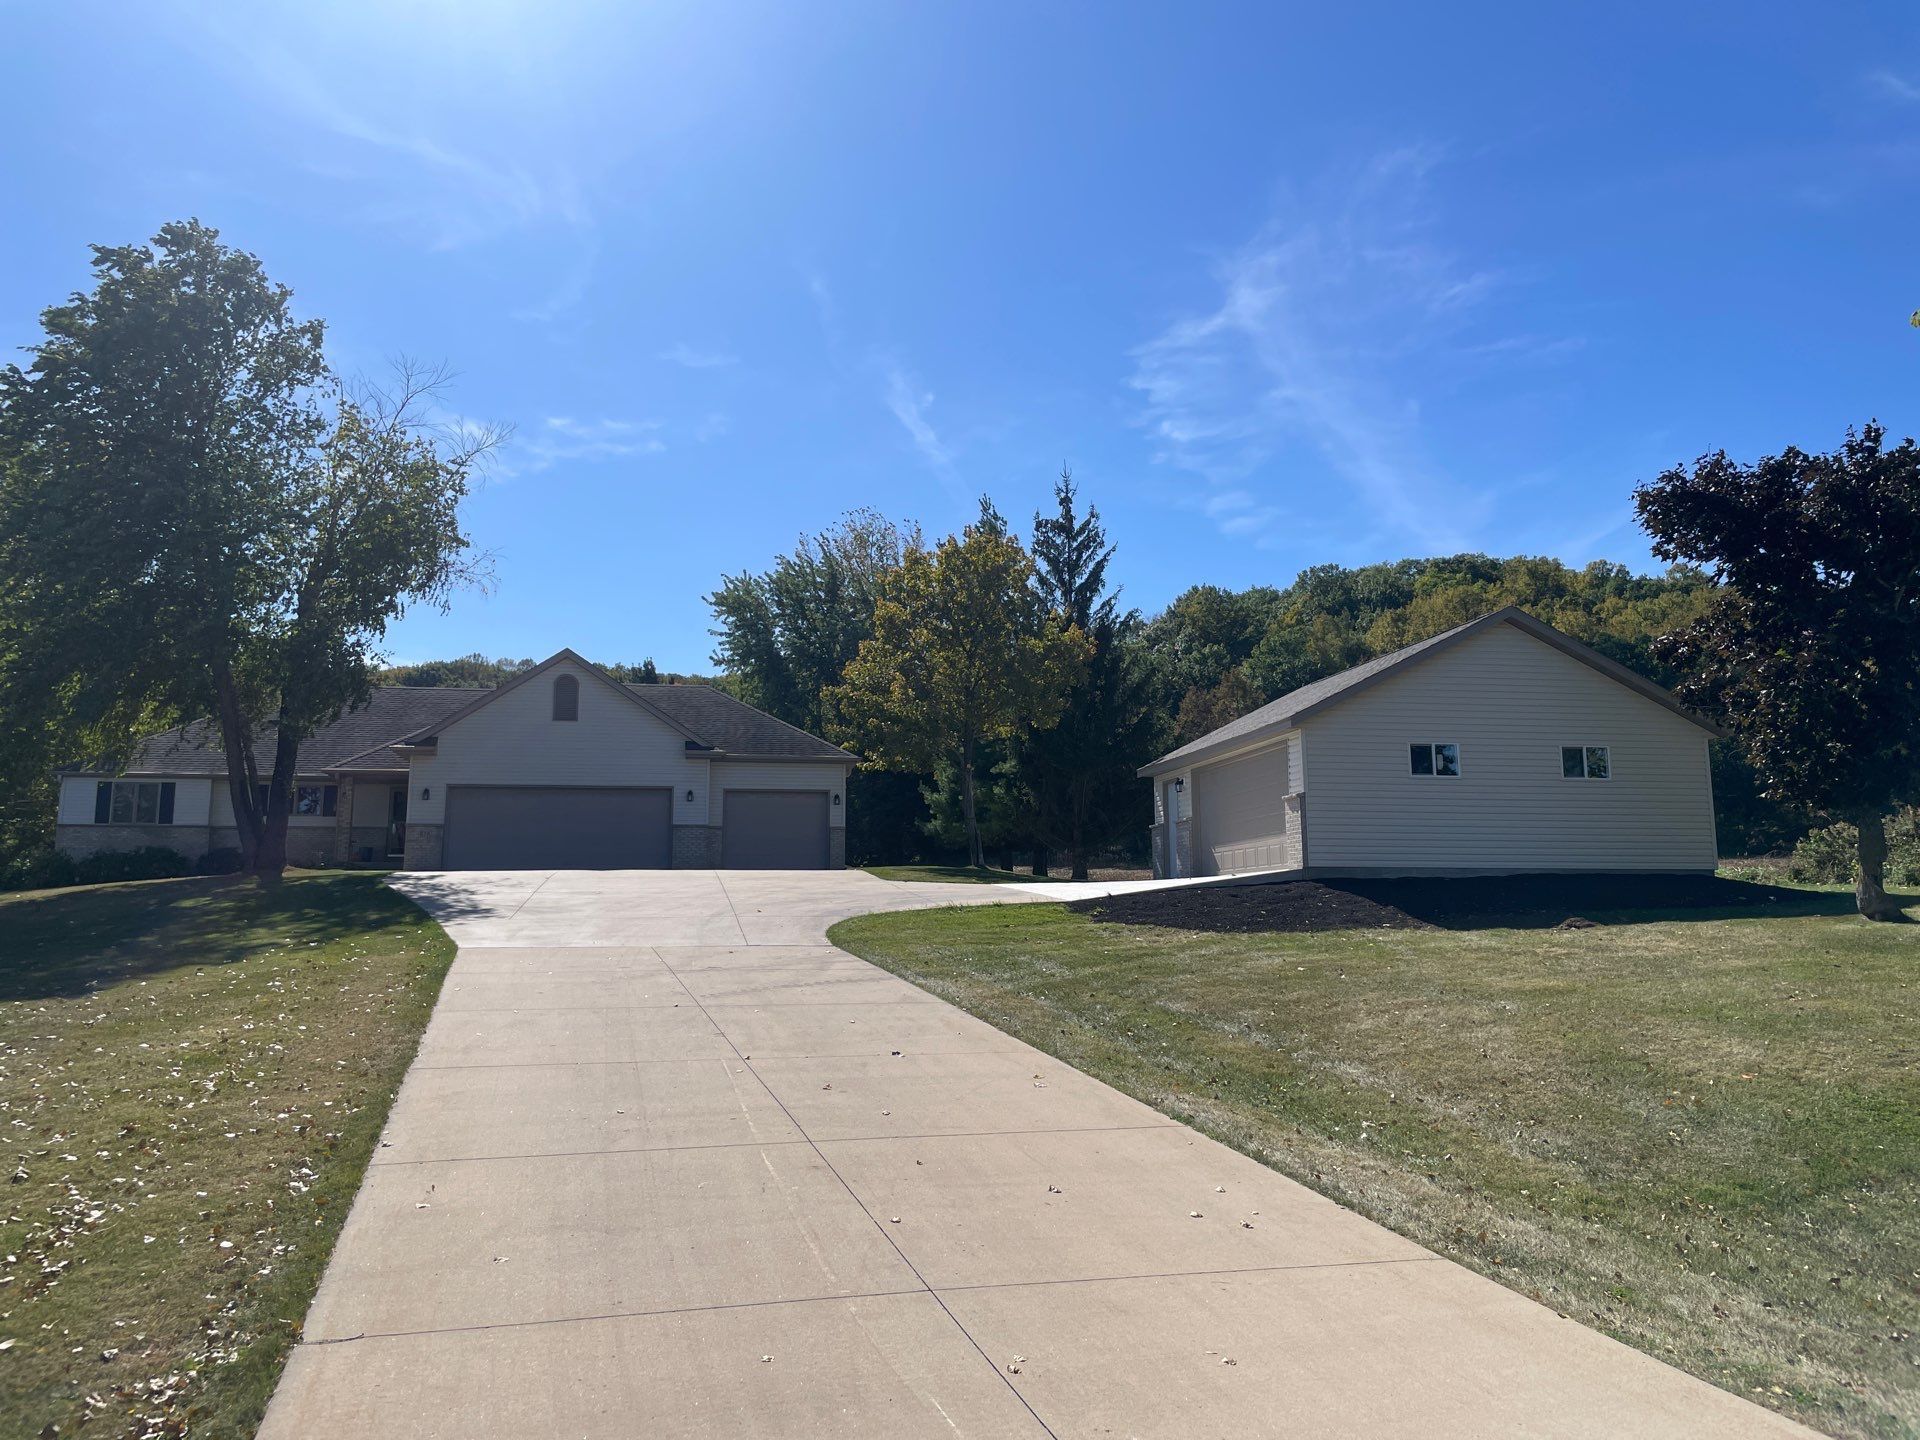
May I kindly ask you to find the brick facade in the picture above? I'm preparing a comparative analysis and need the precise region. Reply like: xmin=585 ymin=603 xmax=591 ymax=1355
xmin=671 ymin=825 xmax=722 ymax=868
xmin=55 ymin=824 xmax=209 ymax=863
xmin=403 ymin=823 xmax=444 ymax=869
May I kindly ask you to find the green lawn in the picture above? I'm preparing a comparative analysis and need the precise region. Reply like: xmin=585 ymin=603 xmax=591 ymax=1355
xmin=0 ymin=872 xmax=454 ymax=1439
xmin=864 ymin=864 xmax=1064 ymax=885
xmin=829 ymin=888 xmax=1920 ymax=1439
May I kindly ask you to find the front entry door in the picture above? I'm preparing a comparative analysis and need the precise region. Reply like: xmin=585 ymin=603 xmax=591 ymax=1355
xmin=1162 ymin=781 xmax=1181 ymax=877
xmin=387 ymin=788 xmax=409 ymax=859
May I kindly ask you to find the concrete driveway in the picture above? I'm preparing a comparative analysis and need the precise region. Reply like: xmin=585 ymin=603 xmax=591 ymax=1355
xmin=261 ymin=869 xmax=1808 ymax=1439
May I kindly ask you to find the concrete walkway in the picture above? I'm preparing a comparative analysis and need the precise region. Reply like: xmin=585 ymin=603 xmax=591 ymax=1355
xmin=261 ymin=869 xmax=1810 ymax=1438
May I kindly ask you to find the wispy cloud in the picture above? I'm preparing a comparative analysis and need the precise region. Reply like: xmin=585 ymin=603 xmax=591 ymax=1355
xmin=658 ymin=342 xmax=739 ymax=369
xmin=1127 ymin=144 xmax=1550 ymax=551
xmin=194 ymin=14 xmax=590 ymax=259
xmin=507 ymin=416 xmax=666 ymax=475
xmin=1869 ymin=68 xmax=1920 ymax=103
xmin=883 ymin=364 xmax=952 ymax=469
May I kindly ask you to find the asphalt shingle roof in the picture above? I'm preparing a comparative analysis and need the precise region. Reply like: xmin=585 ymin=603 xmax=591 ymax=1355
xmin=623 ymin=685 xmax=854 ymax=760
xmin=98 ymin=679 xmax=849 ymax=776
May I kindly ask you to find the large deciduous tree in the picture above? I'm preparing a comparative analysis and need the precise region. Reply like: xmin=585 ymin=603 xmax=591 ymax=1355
xmin=830 ymin=501 xmax=1089 ymax=869
xmin=1634 ymin=423 xmax=1920 ymax=919
xmin=708 ymin=510 xmax=924 ymax=862
xmin=0 ymin=220 xmax=492 ymax=875
xmin=1011 ymin=472 xmax=1160 ymax=878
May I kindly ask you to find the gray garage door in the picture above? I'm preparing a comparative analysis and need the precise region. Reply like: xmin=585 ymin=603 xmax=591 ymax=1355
xmin=721 ymin=790 xmax=831 ymax=869
xmin=442 ymin=786 xmax=672 ymax=870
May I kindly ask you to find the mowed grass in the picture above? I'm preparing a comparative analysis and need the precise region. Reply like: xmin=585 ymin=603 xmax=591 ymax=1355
xmin=864 ymin=864 xmax=1064 ymax=885
xmin=0 ymin=872 xmax=454 ymax=1439
xmin=829 ymin=892 xmax=1920 ymax=1439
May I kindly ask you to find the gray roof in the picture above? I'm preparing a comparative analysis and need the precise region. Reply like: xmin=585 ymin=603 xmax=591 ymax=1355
xmin=91 ymin=666 xmax=852 ymax=778
xmin=95 ymin=687 xmax=491 ymax=777
xmin=622 ymin=684 xmax=853 ymax=760
xmin=1139 ymin=606 xmax=1723 ymax=778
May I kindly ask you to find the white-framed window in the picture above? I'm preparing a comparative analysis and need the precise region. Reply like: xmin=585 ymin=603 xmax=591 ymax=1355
xmin=252 ymin=783 xmax=338 ymax=817
xmin=93 ymin=780 xmax=176 ymax=825
xmin=1409 ymin=742 xmax=1461 ymax=778
xmin=1561 ymin=745 xmax=1611 ymax=780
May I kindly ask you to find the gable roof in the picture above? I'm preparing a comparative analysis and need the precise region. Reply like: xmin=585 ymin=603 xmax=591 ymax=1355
xmin=1138 ymin=606 xmax=1724 ymax=778
xmin=393 ymin=648 xmax=854 ymax=762
xmin=78 ymin=651 xmax=853 ymax=778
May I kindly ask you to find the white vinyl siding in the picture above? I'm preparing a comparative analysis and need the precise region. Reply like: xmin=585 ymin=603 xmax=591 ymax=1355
xmin=1301 ymin=622 xmax=1717 ymax=873
xmin=1188 ymin=733 xmax=1300 ymax=875
xmin=404 ymin=659 xmax=712 ymax=827
xmin=712 ymin=762 xmax=850 ymax=828
xmin=58 ymin=775 xmax=213 ymax=827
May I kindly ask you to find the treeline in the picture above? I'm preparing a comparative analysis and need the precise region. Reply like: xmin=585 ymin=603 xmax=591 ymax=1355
xmin=373 ymin=655 xmax=717 ymax=688
xmin=713 ymin=506 xmax=1802 ymax=863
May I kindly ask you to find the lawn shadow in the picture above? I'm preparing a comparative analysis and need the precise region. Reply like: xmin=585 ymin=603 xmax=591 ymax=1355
xmin=1068 ymin=873 xmax=1898 ymax=936
xmin=1337 ymin=873 xmax=1883 ymax=931
xmin=0 ymin=871 xmax=431 ymax=1002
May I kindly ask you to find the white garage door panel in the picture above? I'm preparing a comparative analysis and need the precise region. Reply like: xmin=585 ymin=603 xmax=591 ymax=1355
xmin=721 ymin=790 xmax=830 ymax=870
xmin=443 ymin=786 xmax=672 ymax=870
xmin=1192 ymin=747 xmax=1291 ymax=876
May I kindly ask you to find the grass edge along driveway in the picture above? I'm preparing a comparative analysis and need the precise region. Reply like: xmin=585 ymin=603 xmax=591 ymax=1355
xmin=0 ymin=871 xmax=455 ymax=1440
xmin=829 ymin=892 xmax=1919 ymax=1440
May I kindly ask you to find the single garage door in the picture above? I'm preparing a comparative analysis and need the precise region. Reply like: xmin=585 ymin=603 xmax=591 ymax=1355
xmin=721 ymin=790 xmax=831 ymax=869
xmin=442 ymin=786 xmax=672 ymax=870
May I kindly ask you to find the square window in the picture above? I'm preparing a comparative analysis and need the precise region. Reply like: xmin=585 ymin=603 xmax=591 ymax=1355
xmin=1562 ymin=746 xmax=1585 ymax=779
xmin=1584 ymin=746 xmax=1610 ymax=780
xmin=1409 ymin=743 xmax=1434 ymax=776
xmin=1410 ymin=742 xmax=1460 ymax=777
xmin=1433 ymin=743 xmax=1460 ymax=777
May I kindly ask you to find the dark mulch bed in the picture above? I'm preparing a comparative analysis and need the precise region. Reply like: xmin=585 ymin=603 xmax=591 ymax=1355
xmin=1067 ymin=872 xmax=1853 ymax=934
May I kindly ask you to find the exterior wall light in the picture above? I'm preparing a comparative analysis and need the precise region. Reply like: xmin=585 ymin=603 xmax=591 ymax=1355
xmin=832 ymin=793 xmax=842 ymax=806
xmin=421 ymin=787 xmax=430 ymax=800
xmin=685 ymin=789 xmax=696 ymax=803
xmin=1173 ymin=777 xmax=1184 ymax=793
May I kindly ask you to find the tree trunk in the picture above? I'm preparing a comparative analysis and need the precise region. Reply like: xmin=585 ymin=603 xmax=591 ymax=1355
xmin=960 ymin=739 xmax=983 ymax=869
xmin=254 ymin=719 xmax=301 ymax=878
xmin=1855 ymin=811 xmax=1904 ymax=921
xmin=212 ymin=662 xmax=263 ymax=871
xmin=1032 ymin=847 xmax=1050 ymax=878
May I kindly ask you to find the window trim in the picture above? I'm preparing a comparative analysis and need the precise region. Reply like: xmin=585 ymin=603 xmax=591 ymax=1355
xmin=552 ymin=673 xmax=580 ymax=722
xmin=1560 ymin=743 xmax=1612 ymax=781
xmin=92 ymin=780 xmax=177 ymax=826
xmin=1408 ymin=741 xmax=1462 ymax=779
xmin=253 ymin=782 xmax=339 ymax=818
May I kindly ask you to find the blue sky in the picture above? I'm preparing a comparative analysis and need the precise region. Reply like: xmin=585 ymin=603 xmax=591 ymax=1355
xmin=4 ymin=3 xmax=1918 ymax=672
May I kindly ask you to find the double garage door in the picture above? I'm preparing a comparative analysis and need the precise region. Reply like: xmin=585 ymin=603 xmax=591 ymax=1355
xmin=440 ymin=785 xmax=831 ymax=870
xmin=442 ymin=787 xmax=672 ymax=871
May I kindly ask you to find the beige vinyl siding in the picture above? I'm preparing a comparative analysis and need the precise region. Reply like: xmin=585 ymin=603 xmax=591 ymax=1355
xmin=58 ymin=775 xmax=214 ymax=827
xmin=208 ymin=778 xmax=340 ymax=828
xmin=712 ymin=762 xmax=850 ymax=828
xmin=1189 ymin=733 xmax=1300 ymax=875
xmin=1302 ymin=622 xmax=1717 ymax=873
xmin=349 ymin=780 xmax=403 ymax=827
xmin=405 ymin=659 xmax=711 ymax=827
